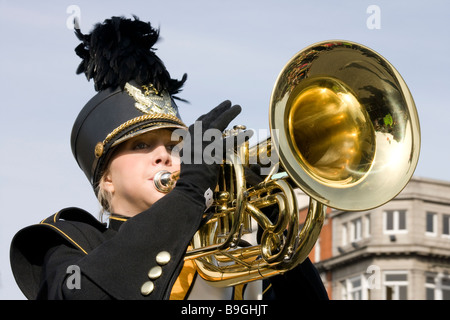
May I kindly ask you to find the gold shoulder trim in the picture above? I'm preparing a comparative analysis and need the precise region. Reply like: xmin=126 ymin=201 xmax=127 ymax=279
xmin=40 ymin=223 xmax=88 ymax=255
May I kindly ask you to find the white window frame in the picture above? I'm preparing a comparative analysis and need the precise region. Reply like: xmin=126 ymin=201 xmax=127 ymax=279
xmin=384 ymin=210 xmax=407 ymax=234
xmin=341 ymin=274 xmax=373 ymax=300
xmin=425 ymin=274 xmax=436 ymax=300
xmin=442 ymin=214 xmax=450 ymax=238
xmin=364 ymin=214 xmax=371 ymax=238
xmin=383 ymin=271 xmax=408 ymax=300
xmin=425 ymin=211 xmax=437 ymax=236
xmin=440 ymin=276 xmax=450 ymax=300
xmin=350 ymin=218 xmax=362 ymax=242
xmin=343 ymin=275 xmax=364 ymax=300
xmin=342 ymin=222 xmax=348 ymax=246
xmin=314 ymin=236 xmax=321 ymax=262
xmin=426 ymin=273 xmax=450 ymax=300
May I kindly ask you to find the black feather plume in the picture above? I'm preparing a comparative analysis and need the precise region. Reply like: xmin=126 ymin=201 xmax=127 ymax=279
xmin=74 ymin=15 xmax=187 ymax=98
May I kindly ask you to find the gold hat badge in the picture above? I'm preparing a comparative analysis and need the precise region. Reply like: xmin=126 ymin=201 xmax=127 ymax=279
xmin=124 ymin=82 xmax=177 ymax=116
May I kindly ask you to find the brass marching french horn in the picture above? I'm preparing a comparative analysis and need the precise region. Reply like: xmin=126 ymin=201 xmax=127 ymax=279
xmin=154 ymin=40 xmax=421 ymax=287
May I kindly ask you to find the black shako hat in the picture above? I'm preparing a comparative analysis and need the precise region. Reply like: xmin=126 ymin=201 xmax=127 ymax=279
xmin=70 ymin=16 xmax=188 ymax=189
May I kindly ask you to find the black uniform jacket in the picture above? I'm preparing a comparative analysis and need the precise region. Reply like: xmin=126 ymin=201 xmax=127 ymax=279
xmin=10 ymin=186 xmax=206 ymax=300
xmin=10 ymin=188 xmax=329 ymax=300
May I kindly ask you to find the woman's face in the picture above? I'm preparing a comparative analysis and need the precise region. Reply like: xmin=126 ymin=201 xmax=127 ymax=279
xmin=102 ymin=128 xmax=181 ymax=216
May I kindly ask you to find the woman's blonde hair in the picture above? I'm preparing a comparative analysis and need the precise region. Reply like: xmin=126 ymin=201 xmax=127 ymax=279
xmin=96 ymin=171 xmax=113 ymax=221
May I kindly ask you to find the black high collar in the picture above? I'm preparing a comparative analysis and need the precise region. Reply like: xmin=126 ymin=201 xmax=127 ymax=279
xmin=108 ymin=214 xmax=130 ymax=231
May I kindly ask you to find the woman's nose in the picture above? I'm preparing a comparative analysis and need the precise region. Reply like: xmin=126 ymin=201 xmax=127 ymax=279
xmin=152 ymin=145 xmax=172 ymax=166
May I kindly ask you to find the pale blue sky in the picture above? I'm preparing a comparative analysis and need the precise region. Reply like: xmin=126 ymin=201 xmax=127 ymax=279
xmin=1 ymin=0 xmax=449 ymax=299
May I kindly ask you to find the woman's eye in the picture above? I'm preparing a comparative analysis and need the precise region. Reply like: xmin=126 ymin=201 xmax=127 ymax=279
xmin=170 ymin=140 xmax=183 ymax=151
xmin=134 ymin=142 xmax=149 ymax=150
xmin=167 ymin=144 xmax=179 ymax=153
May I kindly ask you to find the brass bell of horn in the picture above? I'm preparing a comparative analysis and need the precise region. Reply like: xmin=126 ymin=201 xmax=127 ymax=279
xmin=271 ymin=40 xmax=420 ymax=212
xmin=154 ymin=40 xmax=421 ymax=287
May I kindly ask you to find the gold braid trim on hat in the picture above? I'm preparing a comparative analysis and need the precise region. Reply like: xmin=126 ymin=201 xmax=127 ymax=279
xmin=94 ymin=82 xmax=186 ymax=159
xmin=94 ymin=113 xmax=186 ymax=158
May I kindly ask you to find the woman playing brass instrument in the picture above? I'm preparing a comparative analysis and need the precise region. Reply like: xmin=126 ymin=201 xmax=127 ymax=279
xmin=10 ymin=16 xmax=328 ymax=300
